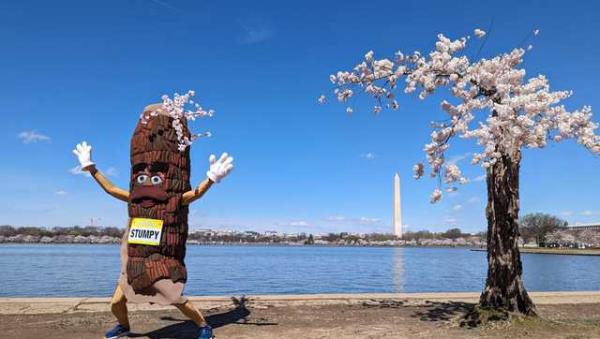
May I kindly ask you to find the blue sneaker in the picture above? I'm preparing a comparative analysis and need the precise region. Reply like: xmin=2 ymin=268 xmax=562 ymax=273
xmin=104 ymin=324 xmax=130 ymax=339
xmin=198 ymin=325 xmax=214 ymax=339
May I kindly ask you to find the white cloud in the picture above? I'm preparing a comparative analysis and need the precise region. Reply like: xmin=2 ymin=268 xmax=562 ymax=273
xmin=69 ymin=166 xmax=117 ymax=178
xmin=359 ymin=217 xmax=380 ymax=225
xmin=581 ymin=210 xmax=596 ymax=216
xmin=453 ymin=204 xmax=462 ymax=211
xmin=69 ymin=165 xmax=92 ymax=178
xmin=472 ymin=174 xmax=486 ymax=182
xmin=276 ymin=220 xmax=310 ymax=228
xmin=325 ymin=215 xmax=381 ymax=226
xmin=105 ymin=167 xmax=119 ymax=177
xmin=360 ymin=152 xmax=376 ymax=160
xmin=55 ymin=190 xmax=67 ymax=196
xmin=149 ymin=0 xmax=182 ymax=13
xmin=447 ymin=190 xmax=460 ymax=198
xmin=561 ymin=211 xmax=574 ymax=217
xmin=445 ymin=217 xmax=458 ymax=224
xmin=467 ymin=196 xmax=481 ymax=204
xmin=326 ymin=215 xmax=346 ymax=222
xmin=18 ymin=131 xmax=50 ymax=144
xmin=447 ymin=152 xmax=471 ymax=165
xmin=240 ymin=21 xmax=273 ymax=44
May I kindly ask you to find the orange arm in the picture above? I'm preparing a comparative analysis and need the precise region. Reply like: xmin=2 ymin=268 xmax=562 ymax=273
xmin=182 ymin=178 xmax=213 ymax=205
xmin=88 ymin=166 xmax=130 ymax=202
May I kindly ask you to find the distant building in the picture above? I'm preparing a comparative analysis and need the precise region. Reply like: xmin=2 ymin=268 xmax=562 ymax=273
xmin=567 ymin=223 xmax=600 ymax=231
xmin=393 ymin=173 xmax=403 ymax=238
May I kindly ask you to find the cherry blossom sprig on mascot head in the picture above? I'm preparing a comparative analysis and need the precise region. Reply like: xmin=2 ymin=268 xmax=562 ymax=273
xmin=322 ymin=28 xmax=600 ymax=203
xmin=140 ymin=90 xmax=214 ymax=151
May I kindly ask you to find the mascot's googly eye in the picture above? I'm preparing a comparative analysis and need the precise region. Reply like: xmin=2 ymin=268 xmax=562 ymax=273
xmin=136 ymin=174 xmax=148 ymax=184
xmin=151 ymin=176 xmax=163 ymax=185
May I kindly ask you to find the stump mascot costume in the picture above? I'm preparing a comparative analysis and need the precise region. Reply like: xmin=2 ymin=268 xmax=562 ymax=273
xmin=72 ymin=103 xmax=233 ymax=339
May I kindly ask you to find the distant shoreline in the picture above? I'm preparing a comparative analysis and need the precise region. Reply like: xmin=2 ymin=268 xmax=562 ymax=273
xmin=471 ymin=248 xmax=600 ymax=256
xmin=0 ymin=241 xmax=482 ymax=249
xmin=0 ymin=233 xmax=485 ymax=248
xmin=1 ymin=225 xmax=490 ymax=248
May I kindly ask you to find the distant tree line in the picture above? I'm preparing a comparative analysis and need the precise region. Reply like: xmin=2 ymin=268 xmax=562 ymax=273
xmin=1 ymin=225 xmax=480 ymax=245
xmin=0 ymin=225 xmax=123 ymax=238
xmin=400 ymin=228 xmax=478 ymax=241
xmin=187 ymin=231 xmax=312 ymax=244
xmin=3 ymin=218 xmax=595 ymax=247
xmin=517 ymin=213 xmax=600 ymax=248
xmin=518 ymin=213 xmax=569 ymax=246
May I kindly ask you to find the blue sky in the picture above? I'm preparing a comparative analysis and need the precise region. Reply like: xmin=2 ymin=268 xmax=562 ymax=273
xmin=1 ymin=0 xmax=599 ymax=234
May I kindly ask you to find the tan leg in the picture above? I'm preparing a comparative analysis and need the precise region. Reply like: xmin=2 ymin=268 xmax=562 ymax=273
xmin=110 ymin=285 xmax=130 ymax=329
xmin=175 ymin=300 xmax=208 ymax=327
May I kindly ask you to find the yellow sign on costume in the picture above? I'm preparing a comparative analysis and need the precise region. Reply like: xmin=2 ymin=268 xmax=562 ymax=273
xmin=128 ymin=218 xmax=164 ymax=246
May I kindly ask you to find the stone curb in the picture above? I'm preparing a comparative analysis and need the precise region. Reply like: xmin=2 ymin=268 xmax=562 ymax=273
xmin=1 ymin=291 xmax=599 ymax=315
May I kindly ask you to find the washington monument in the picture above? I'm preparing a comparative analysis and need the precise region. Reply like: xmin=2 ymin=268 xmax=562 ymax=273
xmin=393 ymin=173 xmax=403 ymax=238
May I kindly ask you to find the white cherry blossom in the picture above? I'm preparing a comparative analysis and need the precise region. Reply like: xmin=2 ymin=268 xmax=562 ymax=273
xmin=327 ymin=30 xmax=600 ymax=202
xmin=413 ymin=163 xmax=424 ymax=179
xmin=474 ymin=29 xmax=486 ymax=38
xmin=140 ymin=90 xmax=214 ymax=151
xmin=430 ymin=189 xmax=443 ymax=203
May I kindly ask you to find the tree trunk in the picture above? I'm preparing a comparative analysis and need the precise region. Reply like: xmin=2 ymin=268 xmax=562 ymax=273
xmin=479 ymin=150 xmax=536 ymax=316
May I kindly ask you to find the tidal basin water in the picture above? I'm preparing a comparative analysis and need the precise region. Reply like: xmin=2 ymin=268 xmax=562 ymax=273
xmin=0 ymin=244 xmax=599 ymax=297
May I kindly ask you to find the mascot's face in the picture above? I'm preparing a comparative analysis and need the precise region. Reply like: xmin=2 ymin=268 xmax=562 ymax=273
xmin=130 ymin=162 xmax=169 ymax=208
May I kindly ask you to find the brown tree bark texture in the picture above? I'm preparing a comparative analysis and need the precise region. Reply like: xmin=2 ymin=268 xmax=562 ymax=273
xmin=479 ymin=150 xmax=536 ymax=315
xmin=127 ymin=111 xmax=192 ymax=294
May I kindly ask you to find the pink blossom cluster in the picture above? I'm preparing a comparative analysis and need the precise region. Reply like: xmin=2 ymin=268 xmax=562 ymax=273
xmin=325 ymin=29 xmax=600 ymax=202
xmin=140 ymin=90 xmax=214 ymax=151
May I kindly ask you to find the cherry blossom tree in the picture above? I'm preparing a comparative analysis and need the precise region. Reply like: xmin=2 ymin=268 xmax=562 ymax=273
xmin=576 ymin=229 xmax=600 ymax=248
xmin=520 ymin=213 xmax=567 ymax=244
xmin=324 ymin=29 xmax=600 ymax=315
xmin=141 ymin=90 xmax=214 ymax=151
xmin=545 ymin=229 xmax=576 ymax=247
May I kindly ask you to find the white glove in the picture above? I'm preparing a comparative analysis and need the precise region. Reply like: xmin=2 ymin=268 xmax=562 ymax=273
xmin=72 ymin=141 xmax=95 ymax=170
xmin=206 ymin=152 xmax=234 ymax=183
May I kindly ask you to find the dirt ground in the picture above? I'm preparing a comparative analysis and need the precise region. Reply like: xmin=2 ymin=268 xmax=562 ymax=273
xmin=2 ymin=299 xmax=600 ymax=339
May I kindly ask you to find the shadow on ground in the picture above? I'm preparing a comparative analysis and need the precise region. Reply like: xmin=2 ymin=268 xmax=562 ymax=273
xmin=129 ymin=296 xmax=277 ymax=339
xmin=361 ymin=299 xmax=405 ymax=308
xmin=412 ymin=301 xmax=474 ymax=324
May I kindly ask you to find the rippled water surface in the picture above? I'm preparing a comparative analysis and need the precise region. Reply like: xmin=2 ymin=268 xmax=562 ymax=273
xmin=0 ymin=244 xmax=598 ymax=297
